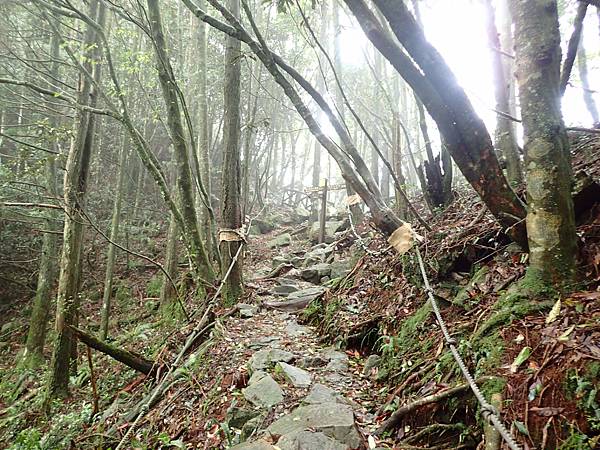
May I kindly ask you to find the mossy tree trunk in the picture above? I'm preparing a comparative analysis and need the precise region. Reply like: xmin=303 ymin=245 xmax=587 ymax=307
xmin=510 ymin=0 xmax=577 ymax=287
xmin=146 ymin=0 xmax=214 ymax=283
xmin=220 ymin=0 xmax=244 ymax=305
xmin=22 ymin=27 xmax=61 ymax=369
xmin=47 ymin=0 xmax=105 ymax=399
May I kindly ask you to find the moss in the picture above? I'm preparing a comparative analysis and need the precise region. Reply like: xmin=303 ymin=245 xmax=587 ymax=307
xmin=453 ymin=265 xmax=489 ymax=310
xmin=473 ymin=287 xmax=554 ymax=342
xmin=474 ymin=330 xmax=504 ymax=375
xmin=301 ymin=299 xmax=323 ymax=325
xmin=480 ymin=377 xmax=507 ymax=402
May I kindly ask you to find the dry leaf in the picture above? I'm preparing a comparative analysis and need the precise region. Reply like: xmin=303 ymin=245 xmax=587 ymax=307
xmin=546 ymin=299 xmax=561 ymax=324
xmin=388 ymin=222 xmax=422 ymax=255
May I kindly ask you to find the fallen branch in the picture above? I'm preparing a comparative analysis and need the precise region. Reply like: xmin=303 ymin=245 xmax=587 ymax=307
xmin=68 ymin=325 xmax=154 ymax=375
xmin=376 ymin=376 xmax=495 ymax=435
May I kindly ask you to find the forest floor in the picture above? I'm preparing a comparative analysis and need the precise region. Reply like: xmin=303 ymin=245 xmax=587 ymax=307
xmin=1 ymin=181 xmax=600 ymax=449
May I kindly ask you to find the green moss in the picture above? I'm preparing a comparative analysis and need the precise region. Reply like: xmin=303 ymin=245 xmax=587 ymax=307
xmin=474 ymin=330 xmax=504 ymax=375
xmin=480 ymin=377 xmax=507 ymax=402
xmin=301 ymin=299 xmax=323 ymax=325
xmin=564 ymin=362 xmax=600 ymax=433
xmin=473 ymin=287 xmax=554 ymax=342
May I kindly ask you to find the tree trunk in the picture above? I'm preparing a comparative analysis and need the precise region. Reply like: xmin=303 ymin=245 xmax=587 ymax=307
xmin=100 ymin=137 xmax=128 ymax=341
xmin=510 ymin=0 xmax=577 ymax=287
xmin=146 ymin=0 xmax=214 ymax=283
xmin=577 ymin=36 xmax=599 ymax=125
xmin=559 ymin=2 xmax=588 ymax=95
xmin=68 ymin=325 xmax=154 ymax=375
xmin=160 ymin=211 xmax=179 ymax=311
xmin=47 ymin=0 xmax=105 ymax=400
xmin=483 ymin=0 xmax=523 ymax=187
xmin=22 ymin=27 xmax=61 ymax=369
xmin=220 ymin=0 xmax=244 ymax=305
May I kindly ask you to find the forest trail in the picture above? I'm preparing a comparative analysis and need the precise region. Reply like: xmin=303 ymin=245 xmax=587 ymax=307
xmin=218 ymin=225 xmax=378 ymax=449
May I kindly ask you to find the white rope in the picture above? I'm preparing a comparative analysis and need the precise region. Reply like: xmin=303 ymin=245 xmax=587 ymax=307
xmin=413 ymin=243 xmax=521 ymax=450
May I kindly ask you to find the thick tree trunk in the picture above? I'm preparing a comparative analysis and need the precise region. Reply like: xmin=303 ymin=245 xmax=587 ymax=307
xmin=47 ymin=0 xmax=104 ymax=399
xmin=147 ymin=0 xmax=214 ymax=283
xmin=483 ymin=0 xmax=523 ymax=187
xmin=510 ymin=0 xmax=577 ymax=287
xmin=100 ymin=137 xmax=128 ymax=341
xmin=220 ymin=0 xmax=244 ymax=305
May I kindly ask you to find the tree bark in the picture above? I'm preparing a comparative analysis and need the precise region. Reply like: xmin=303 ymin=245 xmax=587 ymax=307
xmin=220 ymin=0 xmax=244 ymax=305
xmin=47 ymin=0 xmax=105 ymax=399
xmin=147 ymin=0 xmax=215 ymax=283
xmin=22 ymin=27 xmax=61 ymax=369
xmin=559 ymin=2 xmax=588 ymax=95
xmin=510 ymin=0 xmax=577 ymax=287
xmin=577 ymin=33 xmax=599 ymax=124
xmin=68 ymin=325 xmax=154 ymax=375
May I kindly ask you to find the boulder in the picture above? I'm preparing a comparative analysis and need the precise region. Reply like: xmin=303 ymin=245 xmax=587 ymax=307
xmin=266 ymin=402 xmax=361 ymax=448
xmin=322 ymin=349 xmax=349 ymax=373
xmin=254 ymin=218 xmax=275 ymax=234
xmin=277 ymin=431 xmax=348 ymax=450
xmin=263 ymin=286 xmax=326 ymax=312
xmin=242 ymin=373 xmax=284 ymax=408
xmin=268 ymin=233 xmax=292 ymax=249
xmin=284 ymin=322 xmax=309 ymax=337
xmin=271 ymin=256 xmax=289 ymax=269
xmin=276 ymin=362 xmax=312 ymax=388
xmin=300 ymin=263 xmax=332 ymax=284
xmin=330 ymin=259 xmax=352 ymax=280
xmin=304 ymin=384 xmax=345 ymax=405
xmin=248 ymin=348 xmax=295 ymax=372
xmin=228 ymin=407 xmax=260 ymax=429
xmin=273 ymin=284 xmax=299 ymax=296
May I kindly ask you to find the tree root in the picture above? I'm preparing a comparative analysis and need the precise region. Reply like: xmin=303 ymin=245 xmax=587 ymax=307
xmin=376 ymin=376 xmax=495 ymax=435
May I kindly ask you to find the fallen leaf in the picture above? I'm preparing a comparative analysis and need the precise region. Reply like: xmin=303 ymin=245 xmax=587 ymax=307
xmin=510 ymin=346 xmax=532 ymax=373
xmin=546 ymin=299 xmax=561 ymax=324
xmin=558 ymin=325 xmax=576 ymax=342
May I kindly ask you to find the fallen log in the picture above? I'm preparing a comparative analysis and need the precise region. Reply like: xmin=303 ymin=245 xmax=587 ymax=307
xmin=68 ymin=325 xmax=154 ymax=375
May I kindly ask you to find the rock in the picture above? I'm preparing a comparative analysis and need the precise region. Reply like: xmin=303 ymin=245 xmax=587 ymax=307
xmin=297 ymin=355 xmax=329 ymax=368
xmin=330 ymin=259 xmax=352 ymax=279
xmin=248 ymin=370 xmax=268 ymax=384
xmin=273 ymin=284 xmax=299 ymax=296
xmin=323 ymin=349 xmax=349 ymax=373
xmin=300 ymin=263 xmax=332 ymax=284
xmin=268 ymin=233 xmax=292 ymax=249
xmin=254 ymin=218 xmax=275 ymax=234
xmin=237 ymin=303 xmax=259 ymax=318
xmin=249 ymin=336 xmax=281 ymax=350
xmin=284 ymin=322 xmax=309 ymax=337
xmin=277 ymin=430 xmax=348 ymax=450
xmin=321 ymin=276 xmax=331 ymax=284
xmin=242 ymin=374 xmax=284 ymax=408
xmin=304 ymin=384 xmax=344 ymax=405
xmin=248 ymin=224 xmax=261 ymax=236
xmin=266 ymin=403 xmax=361 ymax=448
xmin=229 ymin=440 xmax=276 ymax=450
xmin=1 ymin=321 xmax=15 ymax=334
xmin=248 ymin=348 xmax=295 ymax=372
xmin=263 ymin=286 xmax=326 ymax=312
xmin=363 ymin=355 xmax=382 ymax=376
xmin=302 ymin=245 xmax=334 ymax=267
xmin=271 ymin=256 xmax=289 ymax=269
xmin=276 ymin=362 xmax=312 ymax=388
xmin=453 ymin=265 xmax=490 ymax=308
xmin=228 ymin=407 xmax=260 ymax=429
xmin=241 ymin=415 xmax=264 ymax=441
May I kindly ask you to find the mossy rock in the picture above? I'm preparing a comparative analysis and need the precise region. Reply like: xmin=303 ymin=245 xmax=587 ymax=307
xmin=453 ymin=265 xmax=489 ymax=309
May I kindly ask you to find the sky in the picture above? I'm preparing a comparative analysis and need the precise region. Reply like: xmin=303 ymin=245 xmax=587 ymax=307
xmin=336 ymin=0 xmax=600 ymax=132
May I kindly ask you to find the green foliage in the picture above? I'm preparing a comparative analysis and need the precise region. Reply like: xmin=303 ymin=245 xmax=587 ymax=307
xmin=146 ymin=275 xmax=163 ymax=297
xmin=6 ymin=428 xmax=42 ymax=450
xmin=564 ymin=362 xmax=600 ymax=433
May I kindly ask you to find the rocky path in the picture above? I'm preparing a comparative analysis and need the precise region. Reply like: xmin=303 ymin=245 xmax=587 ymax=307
xmin=222 ymin=231 xmax=379 ymax=449
xmin=225 ymin=308 xmax=376 ymax=450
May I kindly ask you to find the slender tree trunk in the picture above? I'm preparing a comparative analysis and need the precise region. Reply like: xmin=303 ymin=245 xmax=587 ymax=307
xmin=47 ymin=0 xmax=104 ymax=399
xmin=147 ymin=0 xmax=214 ymax=283
xmin=160 ymin=211 xmax=179 ymax=310
xmin=577 ymin=36 xmax=599 ymax=124
xmin=22 ymin=27 xmax=61 ymax=369
xmin=483 ymin=0 xmax=523 ymax=187
xmin=100 ymin=137 xmax=128 ymax=341
xmin=559 ymin=2 xmax=588 ymax=95
xmin=220 ymin=0 xmax=243 ymax=305
xmin=195 ymin=0 xmax=215 ymax=260
xmin=510 ymin=0 xmax=577 ymax=287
